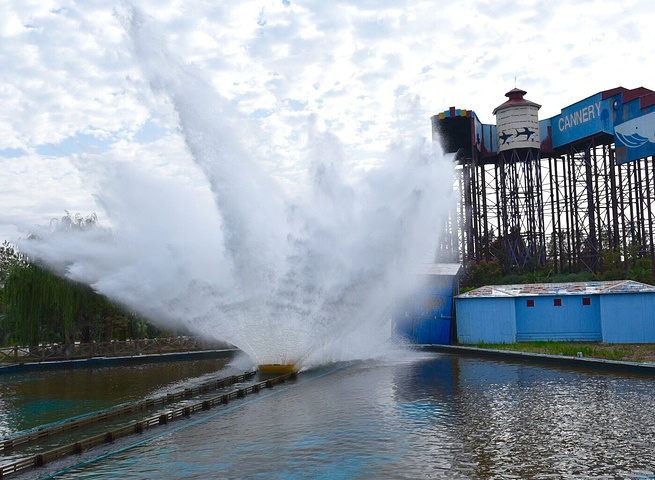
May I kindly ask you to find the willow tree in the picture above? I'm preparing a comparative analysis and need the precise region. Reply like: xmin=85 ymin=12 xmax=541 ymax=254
xmin=2 ymin=262 xmax=155 ymax=345
xmin=2 ymin=263 xmax=114 ymax=345
xmin=1 ymin=213 xmax=156 ymax=346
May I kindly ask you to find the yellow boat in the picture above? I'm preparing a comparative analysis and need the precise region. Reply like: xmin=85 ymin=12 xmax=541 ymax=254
xmin=258 ymin=364 xmax=299 ymax=374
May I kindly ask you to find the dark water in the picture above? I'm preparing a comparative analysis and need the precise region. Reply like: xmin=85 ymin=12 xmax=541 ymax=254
xmin=0 ymin=356 xmax=236 ymax=437
xmin=11 ymin=353 xmax=655 ymax=479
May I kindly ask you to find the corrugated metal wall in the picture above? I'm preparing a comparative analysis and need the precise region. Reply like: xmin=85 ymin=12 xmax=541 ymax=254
xmin=601 ymin=293 xmax=655 ymax=342
xmin=394 ymin=275 xmax=457 ymax=344
xmin=515 ymin=295 xmax=601 ymax=341
xmin=456 ymin=293 xmax=655 ymax=343
xmin=456 ymin=297 xmax=516 ymax=344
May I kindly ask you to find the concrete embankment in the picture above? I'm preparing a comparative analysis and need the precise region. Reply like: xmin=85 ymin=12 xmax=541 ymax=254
xmin=419 ymin=344 xmax=655 ymax=375
xmin=0 ymin=348 xmax=239 ymax=375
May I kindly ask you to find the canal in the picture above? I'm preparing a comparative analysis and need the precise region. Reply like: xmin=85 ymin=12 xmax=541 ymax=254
xmin=6 ymin=351 xmax=655 ymax=479
xmin=0 ymin=354 xmax=239 ymax=436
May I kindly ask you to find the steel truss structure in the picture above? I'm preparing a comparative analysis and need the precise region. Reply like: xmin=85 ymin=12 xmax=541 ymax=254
xmin=445 ymin=136 xmax=655 ymax=275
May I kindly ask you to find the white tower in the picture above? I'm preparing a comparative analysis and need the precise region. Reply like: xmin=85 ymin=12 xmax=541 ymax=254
xmin=494 ymin=88 xmax=541 ymax=152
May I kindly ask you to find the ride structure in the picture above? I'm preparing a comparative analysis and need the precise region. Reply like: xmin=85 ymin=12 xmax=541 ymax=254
xmin=433 ymin=86 xmax=655 ymax=277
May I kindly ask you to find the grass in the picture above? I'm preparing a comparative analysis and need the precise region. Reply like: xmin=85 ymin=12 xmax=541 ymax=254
xmin=468 ymin=341 xmax=655 ymax=363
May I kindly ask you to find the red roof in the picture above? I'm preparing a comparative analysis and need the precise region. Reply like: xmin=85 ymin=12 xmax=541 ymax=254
xmin=601 ymin=86 xmax=655 ymax=110
xmin=493 ymin=88 xmax=541 ymax=115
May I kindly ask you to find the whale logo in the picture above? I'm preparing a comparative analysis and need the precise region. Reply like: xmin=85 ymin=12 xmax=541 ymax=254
xmin=515 ymin=126 xmax=537 ymax=141
xmin=614 ymin=111 xmax=655 ymax=148
xmin=499 ymin=130 xmax=515 ymax=144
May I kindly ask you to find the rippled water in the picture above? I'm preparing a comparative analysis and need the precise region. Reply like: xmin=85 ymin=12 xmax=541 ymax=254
xmin=0 ymin=356 xmax=234 ymax=436
xmin=14 ymin=353 xmax=655 ymax=479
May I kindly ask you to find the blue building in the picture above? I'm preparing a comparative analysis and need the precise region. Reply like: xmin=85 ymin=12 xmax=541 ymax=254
xmin=394 ymin=264 xmax=461 ymax=345
xmin=456 ymin=280 xmax=655 ymax=344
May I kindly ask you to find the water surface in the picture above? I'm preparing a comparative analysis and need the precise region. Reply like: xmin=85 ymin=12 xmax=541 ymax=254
xmin=20 ymin=352 xmax=655 ymax=479
xmin=0 ymin=356 xmax=235 ymax=436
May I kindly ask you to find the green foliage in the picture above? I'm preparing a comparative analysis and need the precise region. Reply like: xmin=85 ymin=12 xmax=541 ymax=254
xmin=1 ymin=260 xmax=157 ymax=347
xmin=0 ymin=241 xmax=27 ymax=285
xmin=522 ymin=271 xmax=547 ymax=284
xmin=3 ymin=264 xmax=105 ymax=345
xmin=0 ymin=213 xmax=171 ymax=347
xmin=500 ymin=274 xmax=524 ymax=285
xmin=471 ymin=341 xmax=636 ymax=361
xmin=0 ymin=242 xmax=28 ymax=343
xmin=599 ymin=249 xmax=625 ymax=281
xmin=463 ymin=258 xmax=596 ymax=289
xmin=627 ymin=258 xmax=654 ymax=285
xmin=547 ymin=271 xmax=595 ymax=283
xmin=464 ymin=260 xmax=502 ymax=288
xmin=464 ymin=240 xmax=655 ymax=289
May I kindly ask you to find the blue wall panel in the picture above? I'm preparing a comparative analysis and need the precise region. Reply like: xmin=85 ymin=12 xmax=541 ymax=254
xmin=456 ymin=292 xmax=655 ymax=344
xmin=548 ymin=93 xmax=613 ymax=149
xmin=402 ymin=317 xmax=451 ymax=344
xmin=612 ymin=98 xmax=655 ymax=164
xmin=456 ymin=297 xmax=516 ymax=344
xmin=515 ymin=295 xmax=601 ymax=341
xmin=601 ymin=293 xmax=655 ymax=342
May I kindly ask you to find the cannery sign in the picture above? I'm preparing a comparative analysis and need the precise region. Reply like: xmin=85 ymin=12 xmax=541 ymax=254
xmin=549 ymin=93 xmax=613 ymax=149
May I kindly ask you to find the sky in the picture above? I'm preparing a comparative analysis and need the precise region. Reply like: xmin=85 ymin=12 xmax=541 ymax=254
xmin=1 ymin=0 xmax=654 ymax=243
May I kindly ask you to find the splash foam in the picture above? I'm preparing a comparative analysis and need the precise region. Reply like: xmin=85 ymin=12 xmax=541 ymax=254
xmin=18 ymin=6 xmax=455 ymax=368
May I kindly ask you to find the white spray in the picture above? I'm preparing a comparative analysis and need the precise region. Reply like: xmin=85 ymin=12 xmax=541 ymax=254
xmin=18 ymin=6 xmax=456 ymax=368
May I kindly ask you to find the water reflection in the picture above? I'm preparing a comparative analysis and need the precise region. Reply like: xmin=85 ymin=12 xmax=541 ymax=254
xmin=0 ymin=357 xmax=233 ymax=436
xmin=14 ymin=354 xmax=655 ymax=479
xmin=445 ymin=359 xmax=655 ymax=478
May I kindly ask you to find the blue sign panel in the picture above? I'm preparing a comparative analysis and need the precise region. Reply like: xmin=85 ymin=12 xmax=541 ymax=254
xmin=477 ymin=122 xmax=497 ymax=154
xmin=549 ymin=93 xmax=613 ymax=148
xmin=613 ymin=97 xmax=655 ymax=164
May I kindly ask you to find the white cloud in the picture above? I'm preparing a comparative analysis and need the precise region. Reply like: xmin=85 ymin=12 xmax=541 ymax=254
xmin=2 ymin=0 xmax=655 ymax=233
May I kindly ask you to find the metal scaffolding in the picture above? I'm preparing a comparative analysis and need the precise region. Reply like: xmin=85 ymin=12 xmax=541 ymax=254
xmin=445 ymin=136 xmax=655 ymax=276
xmin=434 ymin=86 xmax=655 ymax=278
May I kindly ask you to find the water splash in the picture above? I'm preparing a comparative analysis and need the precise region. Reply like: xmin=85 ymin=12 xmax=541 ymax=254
xmin=17 ymin=6 xmax=455 ymax=368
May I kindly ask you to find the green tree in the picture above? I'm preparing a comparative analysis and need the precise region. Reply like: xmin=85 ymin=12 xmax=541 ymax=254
xmin=0 ymin=241 xmax=28 ymax=343
xmin=463 ymin=259 xmax=503 ymax=289
xmin=627 ymin=258 xmax=654 ymax=285
xmin=1 ymin=212 xmax=157 ymax=346
xmin=2 ymin=262 xmax=155 ymax=346
xmin=0 ymin=240 xmax=27 ymax=286
xmin=3 ymin=263 xmax=104 ymax=345
xmin=599 ymin=249 xmax=625 ymax=281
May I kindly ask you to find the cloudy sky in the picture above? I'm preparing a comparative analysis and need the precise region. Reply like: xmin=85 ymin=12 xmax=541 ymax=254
xmin=1 ymin=0 xmax=654 ymax=242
